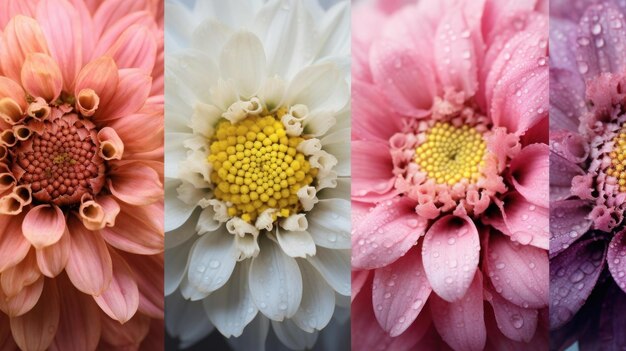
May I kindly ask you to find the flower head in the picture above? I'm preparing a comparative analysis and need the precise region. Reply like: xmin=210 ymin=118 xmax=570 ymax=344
xmin=0 ymin=0 xmax=164 ymax=349
xmin=352 ymin=0 xmax=549 ymax=349
xmin=550 ymin=1 xmax=626 ymax=348
xmin=164 ymin=0 xmax=350 ymax=349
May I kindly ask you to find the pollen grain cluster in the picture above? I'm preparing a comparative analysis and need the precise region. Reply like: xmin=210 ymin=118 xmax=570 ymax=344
xmin=607 ymin=129 xmax=626 ymax=192
xmin=414 ymin=122 xmax=486 ymax=185
xmin=208 ymin=108 xmax=317 ymax=223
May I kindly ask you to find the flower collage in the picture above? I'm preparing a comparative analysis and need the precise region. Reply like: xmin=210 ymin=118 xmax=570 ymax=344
xmin=0 ymin=0 xmax=619 ymax=350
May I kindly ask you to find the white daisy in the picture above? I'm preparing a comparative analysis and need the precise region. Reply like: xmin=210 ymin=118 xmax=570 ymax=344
xmin=164 ymin=0 xmax=350 ymax=349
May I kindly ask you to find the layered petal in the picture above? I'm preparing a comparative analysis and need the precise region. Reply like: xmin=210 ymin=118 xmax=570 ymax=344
xmin=21 ymin=204 xmax=65 ymax=249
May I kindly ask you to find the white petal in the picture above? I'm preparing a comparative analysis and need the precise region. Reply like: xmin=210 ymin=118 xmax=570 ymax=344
xmin=165 ymin=206 xmax=198 ymax=250
xmin=219 ymin=31 xmax=267 ymax=98
xmin=191 ymin=18 xmax=233 ymax=62
xmin=196 ymin=206 xmax=220 ymax=234
xmin=303 ymin=110 xmax=336 ymax=137
xmin=164 ymin=2 xmax=196 ymax=51
xmin=249 ymin=237 xmax=302 ymax=321
xmin=276 ymin=229 xmax=316 ymax=258
xmin=204 ymin=260 xmax=257 ymax=337
xmin=165 ymin=235 xmax=194 ymax=296
xmin=165 ymin=291 xmax=214 ymax=348
xmin=286 ymin=63 xmax=348 ymax=113
xmin=321 ymin=128 xmax=350 ymax=176
xmin=316 ymin=177 xmax=349 ymax=201
xmin=253 ymin=0 xmax=316 ymax=79
xmin=164 ymin=179 xmax=196 ymax=233
xmin=228 ymin=314 xmax=270 ymax=351
xmin=179 ymin=274 xmax=211 ymax=301
xmin=166 ymin=49 xmax=217 ymax=104
xmin=307 ymin=248 xmax=350 ymax=296
xmin=195 ymin=0 xmax=263 ymax=30
xmin=257 ymin=77 xmax=286 ymax=111
xmin=315 ymin=1 xmax=350 ymax=59
xmin=191 ymin=102 xmax=222 ymax=137
xmin=235 ymin=232 xmax=261 ymax=260
xmin=271 ymin=319 xmax=318 ymax=350
xmin=165 ymin=133 xmax=191 ymax=180
xmin=188 ymin=229 xmax=237 ymax=293
xmin=307 ymin=199 xmax=350 ymax=249
xmin=292 ymin=260 xmax=335 ymax=332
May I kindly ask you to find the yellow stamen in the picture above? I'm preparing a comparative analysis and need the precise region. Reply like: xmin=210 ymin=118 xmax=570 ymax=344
xmin=608 ymin=131 xmax=626 ymax=192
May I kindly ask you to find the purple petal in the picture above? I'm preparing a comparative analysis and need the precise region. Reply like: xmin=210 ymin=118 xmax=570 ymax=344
xmin=549 ymin=18 xmax=579 ymax=71
xmin=549 ymin=239 xmax=606 ymax=329
xmin=549 ymin=68 xmax=585 ymax=132
xmin=607 ymin=229 xmax=626 ymax=293
xmin=549 ymin=152 xmax=584 ymax=202
xmin=598 ymin=284 xmax=626 ymax=350
xmin=549 ymin=199 xmax=593 ymax=258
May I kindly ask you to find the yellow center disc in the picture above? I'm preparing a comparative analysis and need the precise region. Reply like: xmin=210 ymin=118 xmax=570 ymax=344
xmin=607 ymin=130 xmax=626 ymax=192
xmin=414 ymin=122 xmax=486 ymax=185
xmin=208 ymin=107 xmax=318 ymax=223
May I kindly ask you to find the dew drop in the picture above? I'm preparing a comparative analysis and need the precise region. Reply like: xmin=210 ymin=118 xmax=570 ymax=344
xmin=209 ymin=260 xmax=221 ymax=269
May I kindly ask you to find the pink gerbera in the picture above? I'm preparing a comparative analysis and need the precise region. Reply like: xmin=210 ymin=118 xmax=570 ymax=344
xmin=0 ymin=0 xmax=164 ymax=350
xmin=351 ymin=0 xmax=549 ymax=349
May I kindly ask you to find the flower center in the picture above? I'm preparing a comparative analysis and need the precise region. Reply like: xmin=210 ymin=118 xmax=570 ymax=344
xmin=208 ymin=108 xmax=317 ymax=223
xmin=14 ymin=114 xmax=104 ymax=206
xmin=607 ymin=128 xmax=626 ymax=192
xmin=414 ymin=122 xmax=486 ymax=185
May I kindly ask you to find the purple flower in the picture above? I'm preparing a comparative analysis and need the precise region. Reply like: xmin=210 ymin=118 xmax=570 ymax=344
xmin=550 ymin=1 xmax=626 ymax=349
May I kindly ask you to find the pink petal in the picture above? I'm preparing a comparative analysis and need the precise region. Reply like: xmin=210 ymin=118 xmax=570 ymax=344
xmin=107 ymin=111 xmax=163 ymax=155
xmin=0 ymin=214 xmax=30 ymax=272
xmin=370 ymin=38 xmax=436 ymax=117
xmin=510 ymin=144 xmax=549 ymax=207
xmin=10 ymin=278 xmax=60 ymax=351
xmin=104 ymin=24 xmax=157 ymax=73
xmin=607 ymin=229 xmax=626 ymax=293
xmin=352 ymin=197 xmax=427 ymax=270
xmin=485 ymin=285 xmax=538 ymax=342
xmin=122 ymin=252 xmax=163 ymax=319
xmin=108 ymin=161 xmax=162 ymax=206
xmin=430 ymin=272 xmax=486 ymax=351
xmin=0 ymin=249 xmax=39 ymax=297
xmin=372 ymin=246 xmax=431 ymax=336
xmin=92 ymin=0 xmax=150 ymax=38
xmin=486 ymin=234 xmax=548 ymax=309
xmin=35 ymin=225 xmax=71 ymax=277
xmin=0 ymin=1 xmax=38 ymax=29
xmin=1 ymin=276 xmax=43 ymax=317
xmin=0 ymin=15 xmax=49 ymax=83
xmin=49 ymin=274 xmax=101 ymax=351
xmin=22 ymin=204 xmax=65 ymax=249
xmin=434 ymin=4 xmax=478 ymax=97
xmin=65 ymin=215 xmax=113 ymax=295
xmin=422 ymin=215 xmax=480 ymax=302
xmin=100 ymin=200 xmax=162 ymax=255
xmin=36 ymin=0 xmax=82 ymax=91
xmin=93 ymin=11 xmax=156 ymax=62
xmin=0 ymin=76 xmax=27 ymax=115
xmin=97 ymin=127 xmax=124 ymax=160
xmin=20 ymin=53 xmax=63 ymax=102
xmin=352 ymin=80 xmax=401 ymax=142
xmin=74 ymin=56 xmax=119 ymax=113
xmin=351 ymin=140 xmax=396 ymax=202
xmin=548 ymin=199 xmax=593 ymax=258
xmin=352 ymin=280 xmax=424 ymax=351
xmin=97 ymin=68 xmax=151 ymax=121
xmin=352 ymin=269 xmax=370 ymax=303
xmin=93 ymin=250 xmax=139 ymax=323
xmin=497 ymin=192 xmax=549 ymax=250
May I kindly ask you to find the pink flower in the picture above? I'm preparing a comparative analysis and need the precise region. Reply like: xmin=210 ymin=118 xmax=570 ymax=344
xmin=351 ymin=0 xmax=549 ymax=349
xmin=0 ymin=0 xmax=164 ymax=349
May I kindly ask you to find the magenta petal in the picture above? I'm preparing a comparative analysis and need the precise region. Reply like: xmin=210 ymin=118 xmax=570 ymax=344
xmin=548 ymin=199 xmax=593 ymax=258
xmin=498 ymin=193 xmax=549 ymax=250
xmin=430 ymin=272 xmax=486 ymax=351
xmin=369 ymin=38 xmax=436 ymax=117
xmin=422 ymin=215 xmax=479 ymax=302
xmin=351 ymin=140 xmax=396 ymax=203
xmin=549 ymin=239 xmax=606 ymax=329
xmin=549 ymin=152 xmax=583 ymax=202
xmin=372 ymin=247 xmax=431 ymax=336
xmin=486 ymin=285 xmax=538 ymax=343
xmin=486 ymin=234 xmax=548 ymax=309
xmin=607 ymin=229 xmax=626 ymax=293
xmin=510 ymin=144 xmax=549 ymax=208
xmin=352 ymin=80 xmax=401 ymax=142
xmin=576 ymin=3 xmax=626 ymax=78
xmin=352 ymin=197 xmax=426 ymax=270
xmin=351 ymin=270 xmax=370 ymax=302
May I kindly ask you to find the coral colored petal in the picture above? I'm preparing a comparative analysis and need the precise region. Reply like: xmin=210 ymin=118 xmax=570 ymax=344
xmin=497 ymin=192 xmax=549 ymax=250
xmin=122 ymin=252 xmax=163 ymax=319
xmin=370 ymin=39 xmax=436 ymax=117
xmin=607 ymin=230 xmax=626 ymax=293
xmin=20 ymin=53 xmax=63 ymax=102
xmin=1 ymin=276 xmax=43 ymax=317
xmin=49 ymin=274 xmax=100 ymax=351
xmin=0 ymin=15 xmax=49 ymax=83
xmin=108 ymin=162 xmax=162 ymax=206
xmin=548 ymin=199 xmax=593 ymax=258
xmin=486 ymin=284 xmax=538 ymax=342
xmin=108 ymin=112 xmax=163 ymax=154
xmin=0 ymin=76 xmax=27 ymax=112
xmin=351 ymin=140 xmax=396 ymax=202
xmin=0 ymin=249 xmax=39 ymax=297
xmin=352 ymin=80 xmax=402 ymax=142
xmin=100 ymin=205 xmax=163 ymax=255
xmin=549 ymin=239 xmax=605 ymax=329
xmin=36 ymin=0 xmax=82 ymax=91
xmin=352 ymin=197 xmax=427 ymax=270
xmin=74 ymin=56 xmax=119 ymax=110
xmin=510 ymin=144 xmax=549 ymax=207
xmin=486 ymin=233 xmax=548 ymax=309
xmin=434 ymin=4 xmax=478 ymax=97
xmin=21 ymin=204 xmax=65 ymax=249
xmin=100 ymin=313 xmax=150 ymax=349
xmin=98 ymin=68 xmax=152 ymax=121
xmin=65 ymin=216 xmax=113 ymax=296
xmin=93 ymin=250 xmax=139 ymax=323
xmin=35 ymin=226 xmax=70 ymax=278
xmin=430 ymin=272 xmax=486 ymax=351
xmin=105 ymin=24 xmax=157 ymax=73
xmin=0 ymin=214 xmax=30 ymax=272
xmin=372 ymin=246 xmax=431 ymax=336
xmin=10 ymin=279 xmax=60 ymax=351
xmin=422 ymin=215 xmax=480 ymax=302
